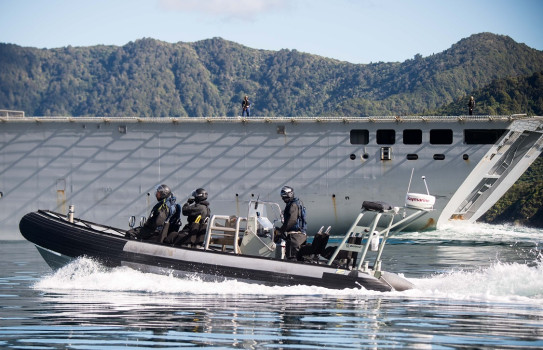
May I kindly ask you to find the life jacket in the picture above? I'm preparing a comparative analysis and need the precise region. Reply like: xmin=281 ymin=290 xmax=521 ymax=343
xmin=293 ymin=198 xmax=307 ymax=234
xmin=156 ymin=196 xmax=177 ymax=233
xmin=156 ymin=196 xmax=181 ymax=243
xmin=164 ymin=196 xmax=177 ymax=221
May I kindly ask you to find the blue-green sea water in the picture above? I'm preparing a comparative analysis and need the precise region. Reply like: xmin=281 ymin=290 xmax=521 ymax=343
xmin=1 ymin=221 xmax=543 ymax=349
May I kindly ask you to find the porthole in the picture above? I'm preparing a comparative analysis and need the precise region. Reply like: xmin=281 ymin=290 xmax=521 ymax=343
xmin=406 ymin=154 xmax=419 ymax=160
xmin=433 ymin=154 xmax=446 ymax=160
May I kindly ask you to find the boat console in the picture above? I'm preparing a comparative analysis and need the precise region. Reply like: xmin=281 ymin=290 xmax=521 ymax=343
xmin=201 ymin=194 xmax=434 ymax=279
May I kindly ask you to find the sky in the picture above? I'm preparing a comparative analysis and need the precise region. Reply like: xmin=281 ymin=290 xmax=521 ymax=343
xmin=1 ymin=0 xmax=542 ymax=64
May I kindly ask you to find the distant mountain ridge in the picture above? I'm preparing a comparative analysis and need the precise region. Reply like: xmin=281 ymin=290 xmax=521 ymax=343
xmin=1 ymin=32 xmax=543 ymax=117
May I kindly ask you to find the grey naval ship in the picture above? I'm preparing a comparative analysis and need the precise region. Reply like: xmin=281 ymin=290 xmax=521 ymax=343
xmin=2 ymin=114 xmax=543 ymax=239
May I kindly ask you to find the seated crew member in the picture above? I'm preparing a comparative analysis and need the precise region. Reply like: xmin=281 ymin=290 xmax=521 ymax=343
xmin=275 ymin=186 xmax=307 ymax=260
xmin=165 ymin=188 xmax=210 ymax=247
xmin=126 ymin=184 xmax=176 ymax=241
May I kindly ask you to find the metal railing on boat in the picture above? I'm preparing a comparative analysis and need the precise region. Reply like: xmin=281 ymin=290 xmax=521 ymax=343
xmin=204 ymin=215 xmax=247 ymax=254
xmin=326 ymin=203 xmax=432 ymax=275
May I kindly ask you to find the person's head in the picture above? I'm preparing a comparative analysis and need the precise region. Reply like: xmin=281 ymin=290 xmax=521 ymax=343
xmin=470 ymin=96 xmax=474 ymax=100
xmin=244 ymin=95 xmax=248 ymax=100
xmin=155 ymin=184 xmax=171 ymax=201
xmin=192 ymin=188 xmax=208 ymax=202
xmin=280 ymin=186 xmax=295 ymax=203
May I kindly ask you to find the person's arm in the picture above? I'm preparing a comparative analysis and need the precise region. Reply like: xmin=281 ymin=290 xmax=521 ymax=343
xmin=182 ymin=201 xmax=198 ymax=216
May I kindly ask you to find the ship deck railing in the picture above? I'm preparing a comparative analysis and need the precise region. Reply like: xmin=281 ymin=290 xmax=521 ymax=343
xmin=0 ymin=109 xmax=25 ymax=117
xmin=0 ymin=114 xmax=537 ymax=124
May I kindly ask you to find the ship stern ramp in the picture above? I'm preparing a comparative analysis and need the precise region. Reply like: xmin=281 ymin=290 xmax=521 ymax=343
xmin=439 ymin=117 xmax=543 ymax=226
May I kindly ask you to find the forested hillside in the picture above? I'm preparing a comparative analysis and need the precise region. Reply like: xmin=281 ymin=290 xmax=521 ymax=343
xmin=432 ymin=71 xmax=543 ymax=116
xmin=1 ymin=32 xmax=543 ymax=117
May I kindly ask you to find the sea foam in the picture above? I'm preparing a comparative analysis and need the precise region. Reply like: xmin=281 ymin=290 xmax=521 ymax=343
xmin=33 ymin=255 xmax=543 ymax=304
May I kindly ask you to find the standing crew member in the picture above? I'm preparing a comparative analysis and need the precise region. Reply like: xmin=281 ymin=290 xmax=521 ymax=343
xmin=275 ymin=186 xmax=307 ymax=260
xmin=468 ymin=96 xmax=475 ymax=115
xmin=241 ymin=95 xmax=251 ymax=117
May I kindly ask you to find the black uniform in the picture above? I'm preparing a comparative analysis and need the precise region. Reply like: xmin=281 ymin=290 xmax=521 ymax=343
xmin=165 ymin=200 xmax=210 ymax=247
xmin=126 ymin=198 xmax=173 ymax=241
xmin=277 ymin=198 xmax=306 ymax=260
xmin=468 ymin=97 xmax=475 ymax=115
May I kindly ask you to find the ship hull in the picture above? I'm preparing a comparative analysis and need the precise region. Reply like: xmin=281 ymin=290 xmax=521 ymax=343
xmin=2 ymin=115 xmax=543 ymax=238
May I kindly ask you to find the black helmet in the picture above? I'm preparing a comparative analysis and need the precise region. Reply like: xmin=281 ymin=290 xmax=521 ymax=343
xmin=192 ymin=188 xmax=208 ymax=202
xmin=280 ymin=186 xmax=294 ymax=203
xmin=155 ymin=184 xmax=171 ymax=201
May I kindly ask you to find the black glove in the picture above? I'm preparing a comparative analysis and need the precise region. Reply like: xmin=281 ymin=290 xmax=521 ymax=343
xmin=187 ymin=197 xmax=195 ymax=204
xmin=273 ymin=229 xmax=280 ymax=243
xmin=274 ymin=229 xmax=287 ymax=243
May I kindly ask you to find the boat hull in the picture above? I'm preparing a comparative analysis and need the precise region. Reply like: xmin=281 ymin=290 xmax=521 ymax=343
xmin=19 ymin=210 xmax=413 ymax=291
